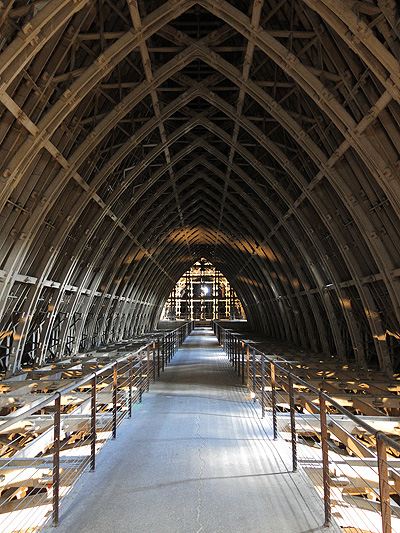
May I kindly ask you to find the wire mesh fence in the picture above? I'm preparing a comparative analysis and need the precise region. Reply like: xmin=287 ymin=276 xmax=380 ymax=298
xmin=214 ymin=321 xmax=400 ymax=533
xmin=0 ymin=322 xmax=193 ymax=533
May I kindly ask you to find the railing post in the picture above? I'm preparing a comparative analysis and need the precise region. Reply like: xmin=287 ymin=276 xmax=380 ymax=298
xmin=157 ymin=338 xmax=161 ymax=376
xmin=252 ymin=349 xmax=256 ymax=402
xmin=113 ymin=363 xmax=118 ymax=439
xmin=319 ymin=393 xmax=331 ymax=527
xmin=128 ymin=356 xmax=133 ymax=418
xmin=90 ymin=375 xmax=97 ymax=471
xmin=52 ymin=393 xmax=61 ymax=526
xmin=261 ymin=355 xmax=265 ymax=418
xmin=288 ymin=374 xmax=297 ymax=472
xmin=234 ymin=337 xmax=237 ymax=372
xmin=246 ymin=346 xmax=250 ymax=388
xmin=152 ymin=341 xmax=156 ymax=382
xmin=236 ymin=338 xmax=240 ymax=375
xmin=271 ymin=363 xmax=277 ymax=440
xmin=139 ymin=350 xmax=143 ymax=403
xmin=241 ymin=342 xmax=245 ymax=385
xmin=377 ymin=434 xmax=391 ymax=533
xmin=146 ymin=345 xmax=150 ymax=392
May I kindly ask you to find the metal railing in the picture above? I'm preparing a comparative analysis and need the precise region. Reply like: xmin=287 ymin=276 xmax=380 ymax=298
xmin=0 ymin=321 xmax=194 ymax=532
xmin=214 ymin=321 xmax=400 ymax=533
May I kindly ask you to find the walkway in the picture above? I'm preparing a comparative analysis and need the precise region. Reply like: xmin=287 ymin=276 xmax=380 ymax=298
xmin=46 ymin=328 xmax=340 ymax=533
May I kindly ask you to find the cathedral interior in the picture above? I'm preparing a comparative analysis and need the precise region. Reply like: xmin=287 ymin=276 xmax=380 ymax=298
xmin=0 ymin=1 xmax=400 ymax=530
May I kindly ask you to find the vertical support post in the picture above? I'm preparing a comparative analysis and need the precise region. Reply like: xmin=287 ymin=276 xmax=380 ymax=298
xmin=128 ymin=356 xmax=133 ymax=418
xmin=319 ymin=393 xmax=331 ymax=527
xmin=113 ymin=363 xmax=118 ymax=439
xmin=52 ymin=394 xmax=61 ymax=526
xmin=153 ymin=341 xmax=156 ymax=382
xmin=246 ymin=346 xmax=250 ymax=388
xmin=236 ymin=338 xmax=239 ymax=374
xmin=288 ymin=374 xmax=297 ymax=472
xmin=252 ymin=349 xmax=256 ymax=402
xmin=90 ymin=375 xmax=97 ymax=471
xmin=162 ymin=337 xmax=165 ymax=371
xmin=146 ymin=345 xmax=150 ymax=392
xmin=241 ymin=342 xmax=245 ymax=384
xmin=157 ymin=338 xmax=160 ymax=377
xmin=261 ymin=356 xmax=265 ymax=418
xmin=377 ymin=435 xmax=392 ymax=533
xmin=139 ymin=351 xmax=143 ymax=403
xmin=234 ymin=337 xmax=237 ymax=372
xmin=271 ymin=363 xmax=277 ymax=440
xmin=167 ymin=334 xmax=170 ymax=363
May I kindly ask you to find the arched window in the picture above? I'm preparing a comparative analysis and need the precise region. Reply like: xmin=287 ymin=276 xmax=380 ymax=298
xmin=161 ymin=259 xmax=245 ymax=321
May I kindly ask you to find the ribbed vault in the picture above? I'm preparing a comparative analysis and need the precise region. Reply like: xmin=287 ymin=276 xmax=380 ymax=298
xmin=0 ymin=0 xmax=400 ymax=376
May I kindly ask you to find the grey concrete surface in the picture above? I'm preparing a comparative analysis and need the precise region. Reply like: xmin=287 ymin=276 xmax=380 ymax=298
xmin=46 ymin=328 xmax=340 ymax=533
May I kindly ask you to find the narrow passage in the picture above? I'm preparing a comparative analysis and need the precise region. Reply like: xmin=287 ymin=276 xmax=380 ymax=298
xmin=48 ymin=328 xmax=340 ymax=533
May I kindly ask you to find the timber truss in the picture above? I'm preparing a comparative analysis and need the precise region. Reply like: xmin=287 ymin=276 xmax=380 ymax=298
xmin=0 ymin=1 xmax=400 ymax=375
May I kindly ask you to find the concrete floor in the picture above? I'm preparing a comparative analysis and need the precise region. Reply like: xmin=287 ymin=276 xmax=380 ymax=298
xmin=47 ymin=328 xmax=341 ymax=533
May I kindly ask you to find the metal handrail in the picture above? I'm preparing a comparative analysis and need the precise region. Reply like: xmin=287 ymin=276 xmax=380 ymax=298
xmin=214 ymin=321 xmax=400 ymax=452
xmin=0 ymin=320 xmax=194 ymax=531
xmin=0 ymin=322 xmax=191 ymax=434
xmin=213 ymin=320 xmax=399 ymax=533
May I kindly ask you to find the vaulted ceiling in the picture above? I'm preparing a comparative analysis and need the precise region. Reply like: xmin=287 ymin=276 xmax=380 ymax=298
xmin=0 ymin=0 xmax=399 ymax=376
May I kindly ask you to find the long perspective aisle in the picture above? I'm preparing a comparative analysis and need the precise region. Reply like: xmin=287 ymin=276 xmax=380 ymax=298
xmin=46 ymin=327 xmax=340 ymax=533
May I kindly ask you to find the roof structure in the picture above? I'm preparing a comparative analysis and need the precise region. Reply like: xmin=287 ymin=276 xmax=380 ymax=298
xmin=0 ymin=0 xmax=400 ymax=376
